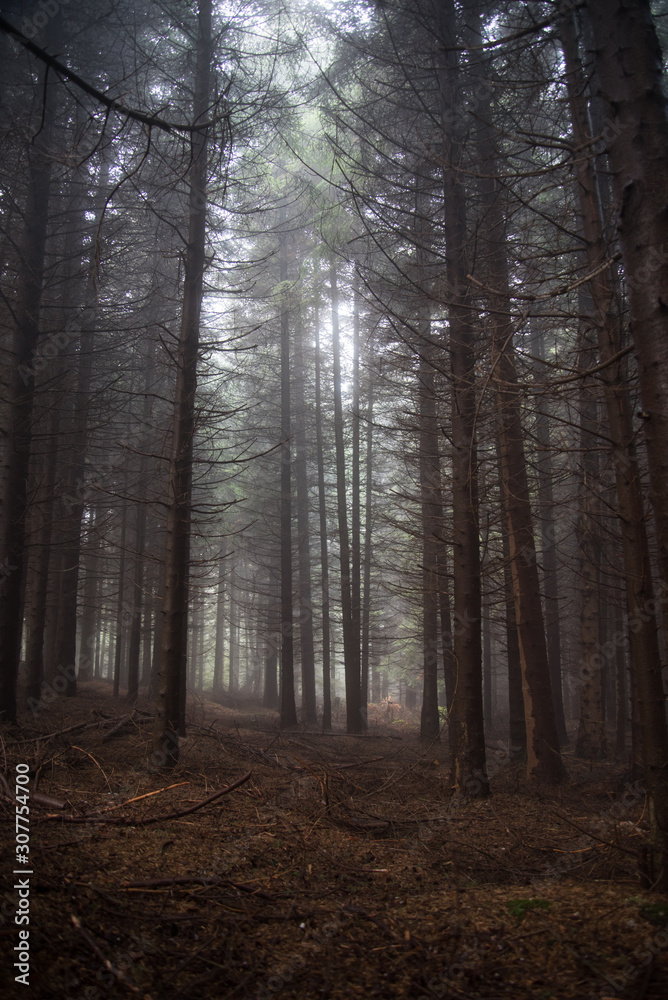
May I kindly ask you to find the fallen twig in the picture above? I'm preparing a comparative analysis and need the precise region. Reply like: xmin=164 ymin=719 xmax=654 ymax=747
xmin=100 ymin=713 xmax=136 ymax=743
xmin=95 ymin=781 xmax=189 ymax=815
xmin=119 ymin=874 xmax=274 ymax=899
xmin=552 ymin=810 xmax=640 ymax=858
xmin=37 ymin=770 xmax=252 ymax=825
xmin=70 ymin=914 xmax=153 ymax=998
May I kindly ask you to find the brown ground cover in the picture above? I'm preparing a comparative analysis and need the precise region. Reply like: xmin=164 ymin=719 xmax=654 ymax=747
xmin=1 ymin=681 xmax=667 ymax=1000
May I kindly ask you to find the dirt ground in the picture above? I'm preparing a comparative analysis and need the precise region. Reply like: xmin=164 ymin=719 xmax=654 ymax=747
xmin=1 ymin=680 xmax=668 ymax=1000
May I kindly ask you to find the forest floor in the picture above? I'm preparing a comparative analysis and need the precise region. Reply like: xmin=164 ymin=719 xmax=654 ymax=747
xmin=1 ymin=682 xmax=668 ymax=1000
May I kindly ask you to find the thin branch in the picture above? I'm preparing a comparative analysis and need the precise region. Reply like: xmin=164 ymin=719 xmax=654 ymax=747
xmin=0 ymin=15 xmax=221 ymax=135
xmin=36 ymin=771 xmax=252 ymax=825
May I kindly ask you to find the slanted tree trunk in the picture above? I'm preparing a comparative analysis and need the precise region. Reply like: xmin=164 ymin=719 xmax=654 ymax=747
xmin=153 ymin=0 xmax=212 ymax=767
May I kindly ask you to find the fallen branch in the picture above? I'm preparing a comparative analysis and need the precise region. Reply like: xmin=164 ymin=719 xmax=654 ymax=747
xmin=37 ymin=771 xmax=252 ymax=825
xmin=0 ymin=771 xmax=66 ymax=810
xmin=551 ymin=810 xmax=640 ymax=858
xmin=100 ymin=713 xmax=136 ymax=743
xmin=95 ymin=781 xmax=189 ymax=815
xmin=120 ymin=874 xmax=274 ymax=899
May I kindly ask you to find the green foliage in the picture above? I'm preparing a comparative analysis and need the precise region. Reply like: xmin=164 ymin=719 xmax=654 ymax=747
xmin=506 ymin=898 xmax=552 ymax=921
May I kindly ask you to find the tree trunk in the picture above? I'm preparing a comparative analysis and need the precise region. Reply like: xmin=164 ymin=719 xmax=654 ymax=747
xmin=278 ymin=204 xmax=297 ymax=728
xmin=533 ymin=330 xmax=568 ymax=746
xmin=435 ymin=0 xmax=487 ymax=794
xmin=352 ymin=283 xmax=364 ymax=726
xmin=575 ymin=321 xmax=605 ymax=759
xmin=418 ymin=342 xmax=441 ymax=741
xmin=153 ymin=0 xmax=212 ymax=767
xmin=330 ymin=259 xmax=364 ymax=733
xmin=314 ymin=291 xmax=333 ymax=730
xmin=112 ymin=507 xmax=128 ymax=700
xmin=213 ymin=542 xmax=227 ymax=698
xmin=0 ymin=69 xmax=55 ymax=722
xmin=77 ymin=504 xmax=100 ymax=685
xmin=469 ymin=9 xmax=564 ymax=781
xmin=497 ymin=441 xmax=527 ymax=760
xmin=361 ymin=379 xmax=374 ymax=709
xmin=293 ymin=314 xmax=317 ymax=724
xmin=570 ymin=3 xmax=668 ymax=882
xmin=24 ymin=404 xmax=60 ymax=710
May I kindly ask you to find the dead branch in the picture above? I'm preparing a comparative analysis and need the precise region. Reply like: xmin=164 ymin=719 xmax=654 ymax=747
xmin=36 ymin=770 xmax=252 ymax=825
xmin=70 ymin=914 xmax=152 ymax=998
xmin=100 ymin=713 xmax=136 ymax=743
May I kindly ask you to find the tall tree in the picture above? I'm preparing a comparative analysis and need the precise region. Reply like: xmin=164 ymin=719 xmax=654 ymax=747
xmin=434 ymin=0 xmax=487 ymax=794
xmin=330 ymin=258 xmax=365 ymax=733
xmin=0 ymin=58 xmax=57 ymax=722
xmin=153 ymin=0 xmax=213 ymax=767
xmin=278 ymin=201 xmax=298 ymax=728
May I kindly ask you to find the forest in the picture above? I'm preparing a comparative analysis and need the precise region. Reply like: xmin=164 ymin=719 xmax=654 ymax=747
xmin=2 ymin=0 xmax=668 ymax=996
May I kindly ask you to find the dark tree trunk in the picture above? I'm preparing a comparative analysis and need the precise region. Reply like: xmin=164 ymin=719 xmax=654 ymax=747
xmin=112 ymin=507 xmax=128 ymax=700
xmin=153 ymin=0 xmax=212 ymax=767
xmin=352 ymin=284 xmax=364 ymax=725
xmin=314 ymin=292 xmax=333 ymax=731
xmin=24 ymin=405 xmax=60 ymax=709
xmin=533 ymin=330 xmax=568 ymax=747
xmin=278 ymin=204 xmax=297 ymax=728
xmin=294 ymin=315 xmax=317 ymax=724
xmin=0 ymin=70 xmax=55 ymax=722
xmin=361 ymin=380 xmax=374 ymax=709
xmin=584 ymin=0 xmax=668 ymax=886
xmin=435 ymin=0 xmax=487 ymax=794
xmin=77 ymin=505 xmax=100 ymax=684
xmin=213 ymin=542 xmax=227 ymax=698
xmin=418 ymin=344 xmax=441 ymax=741
xmin=470 ymin=11 xmax=564 ymax=780
xmin=330 ymin=259 xmax=364 ymax=733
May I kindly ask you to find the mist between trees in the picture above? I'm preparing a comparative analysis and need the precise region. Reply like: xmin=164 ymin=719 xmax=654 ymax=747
xmin=2 ymin=0 xmax=668 ymax=888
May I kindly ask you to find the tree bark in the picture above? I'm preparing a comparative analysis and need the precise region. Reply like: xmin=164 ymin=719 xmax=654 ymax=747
xmin=435 ymin=0 xmax=487 ymax=794
xmin=584 ymin=0 xmax=668 ymax=887
xmin=293 ymin=314 xmax=317 ymax=724
xmin=278 ymin=203 xmax=297 ymax=728
xmin=0 ymin=69 xmax=55 ymax=721
xmin=213 ymin=542 xmax=227 ymax=698
xmin=314 ymin=289 xmax=333 ymax=731
xmin=533 ymin=330 xmax=568 ymax=746
xmin=330 ymin=259 xmax=365 ymax=733
xmin=469 ymin=8 xmax=564 ymax=781
xmin=153 ymin=0 xmax=212 ymax=767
